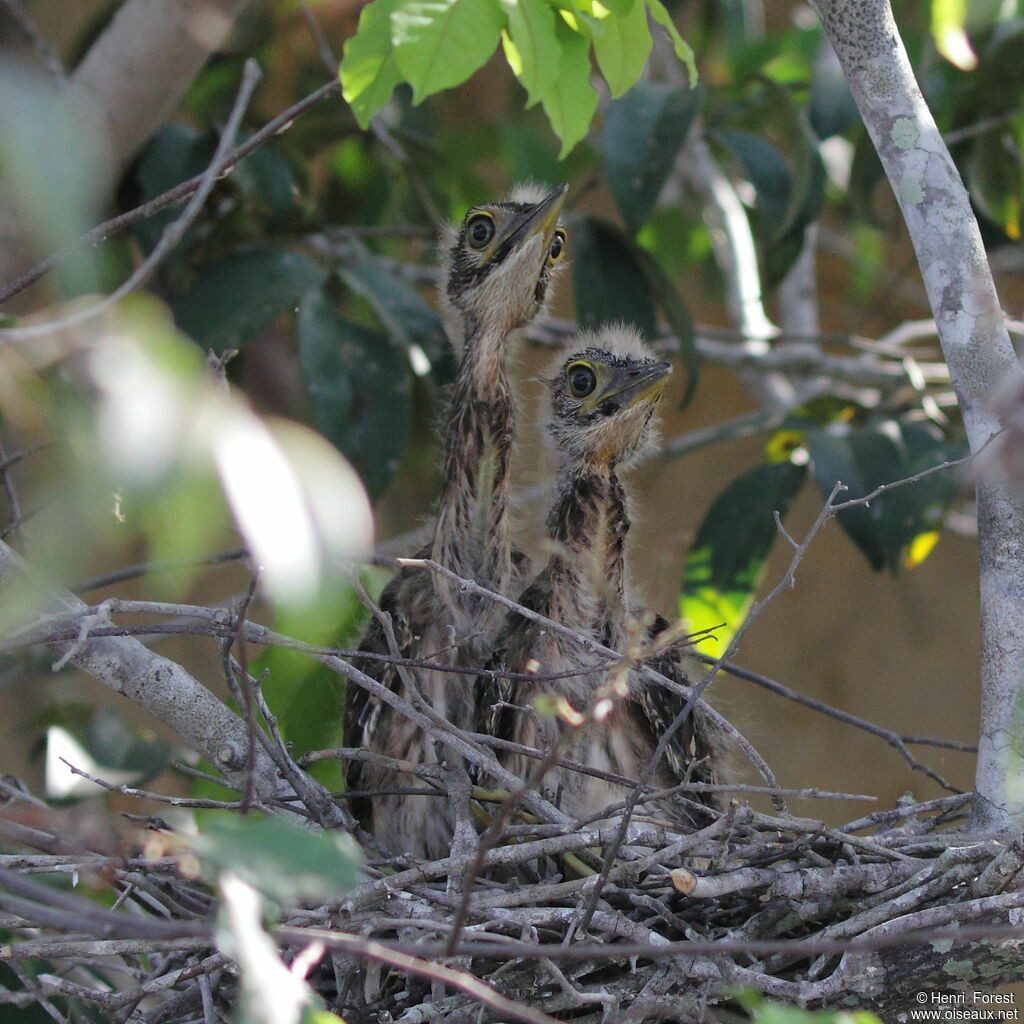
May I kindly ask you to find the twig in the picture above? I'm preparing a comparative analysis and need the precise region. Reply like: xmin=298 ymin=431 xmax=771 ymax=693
xmin=0 ymin=0 xmax=65 ymax=81
xmin=72 ymin=547 xmax=247 ymax=594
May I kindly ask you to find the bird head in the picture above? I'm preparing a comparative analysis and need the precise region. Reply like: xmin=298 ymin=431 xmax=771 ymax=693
xmin=442 ymin=183 xmax=568 ymax=346
xmin=545 ymin=326 xmax=672 ymax=470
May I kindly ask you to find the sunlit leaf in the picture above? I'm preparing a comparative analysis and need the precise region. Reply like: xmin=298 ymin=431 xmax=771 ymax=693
xmin=540 ymin=17 xmax=599 ymax=157
xmin=171 ymin=247 xmax=326 ymax=352
xmin=339 ymin=0 xmax=403 ymax=128
xmin=681 ymin=461 xmax=807 ymax=657
xmin=500 ymin=0 xmax=561 ymax=107
xmin=191 ymin=813 xmax=362 ymax=904
xmin=391 ymin=0 xmax=505 ymax=104
xmin=298 ymin=287 xmax=412 ymax=498
xmin=593 ymin=0 xmax=652 ymax=98
xmin=603 ymin=82 xmax=704 ymax=233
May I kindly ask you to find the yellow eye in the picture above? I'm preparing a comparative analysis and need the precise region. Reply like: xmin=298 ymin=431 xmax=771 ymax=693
xmin=549 ymin=228 xmax=567 ymax=262
xmin=466 ymin=212 xmax=496 ymax=250
xmin=566 ymin=360 xmax=597 ymax=399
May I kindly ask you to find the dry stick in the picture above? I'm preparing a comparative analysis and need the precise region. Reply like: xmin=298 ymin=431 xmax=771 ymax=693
xmin=576 ymin=482 xmax=845 ymax=936
xmin=0 ymin=59 xmax=263 ymax=341
xmin=0 ymin=77 xmax=340 ymax=307
xmin=0 ymin=0 xmax=66 ymax=82
xmin=72 ymin=547 xmax=247 ymax=594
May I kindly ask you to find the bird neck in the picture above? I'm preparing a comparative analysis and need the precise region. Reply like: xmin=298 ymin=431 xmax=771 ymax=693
xmin=432 ymin=322 xmax=516 ymax=598
xmin=545 ymin=461 xmax=630 ymax=630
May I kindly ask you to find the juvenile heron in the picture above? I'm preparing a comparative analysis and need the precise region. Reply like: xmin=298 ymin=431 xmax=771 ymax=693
xmin=347 ymin=185 xmax=568 ymax=858
xmin=486 ymin=326 xmax=722 ymax=828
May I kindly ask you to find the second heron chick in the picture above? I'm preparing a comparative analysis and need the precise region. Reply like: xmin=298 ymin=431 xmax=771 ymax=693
xmin=486 ymin=326 xmax=723 ymax=828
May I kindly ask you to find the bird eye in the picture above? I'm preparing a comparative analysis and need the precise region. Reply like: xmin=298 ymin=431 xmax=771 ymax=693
xmin=466 ymin=213 xmax=496 ymax=250
xmin=566 ymin=361 xmax=597 ymax=399
xmin=549 ymin=229 xmax=566 ymax=262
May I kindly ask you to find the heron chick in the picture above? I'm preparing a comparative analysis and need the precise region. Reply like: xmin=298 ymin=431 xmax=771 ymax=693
xmin=486 ymin=325 xmax=723 ymax=829
xmin=347 ymin=185 xmax=568 ymax=859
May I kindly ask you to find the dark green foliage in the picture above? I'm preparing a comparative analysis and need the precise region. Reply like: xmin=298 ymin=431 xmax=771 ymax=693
xmin=298 ymin=286 xmax=412 ymax=500
xmin=170 ymin=246 xmax=326 ymax=351
xmin=807 ymin=420 xmax=965 ymax=573
xmin=603 ymin=81 xmax=704 ymax=234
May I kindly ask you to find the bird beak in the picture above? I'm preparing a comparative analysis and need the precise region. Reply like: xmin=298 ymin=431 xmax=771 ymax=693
xmin=595 ymin=361 xmax=673 ymax=413
xmin=488 ymin=183 xmax=568 ymax=264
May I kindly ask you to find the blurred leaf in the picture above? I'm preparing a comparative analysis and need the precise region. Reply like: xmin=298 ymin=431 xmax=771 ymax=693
xmin=572 ymin=217 xmax=657 ymax=338
xmin=171 ymin=247 xmax=326 ymax=351
xmin=84 ymin=707 xmax=172 ymax=780
xmin=339 ymin=0 xmax=403 ymax=128
xmin=541 ymin=17 xmax=599 ymax=156
xmin=191 ymin=813 xmax=361 ymax=904
xmin=718 ymin=128 xmax=792 ymax=227
xmin=965 ymin=130 xmax=1022 ymax=240
xmin=645 ymin=0 xmax=697 ymax=84
xmin=932 ymin=0 xmax=978 ymax=70
xmin=681 ymin=461 xmax=807 ymax=657
xmin=806 ymin=420 xmax=964 ymax=573
xmin=603 ymin=82 xmax=704 ymax=234
xmin=500 ymin=0 xmax=560 ymax=107
xmin=338 ymin=250 xmax=454 ymax=381
xmin=231 ymin=143 xmax=303 ymax=224
xmin=848 ymin=126 xmax=888 ymax=226
xmin=298 ymin=287 xmax=412 ymax=498
xmin=391 ymin=0 xmax=505 ymax=103
xmin=593 ymin=0 xmax=652 ymax=98
xmin=0 ymin=65 xmax=104 ymax=294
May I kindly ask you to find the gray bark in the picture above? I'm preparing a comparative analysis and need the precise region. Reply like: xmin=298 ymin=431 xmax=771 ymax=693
xmin=810 ymin=0 xmax=1024 ymax=833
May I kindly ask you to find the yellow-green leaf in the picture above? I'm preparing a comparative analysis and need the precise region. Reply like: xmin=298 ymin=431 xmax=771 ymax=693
xmin=645 ymin=0 xmax=697 ymax=84
xmin=540 ymin=18 xmax=598 ymax=157
xmin=391 ymin=0 xmax=505 ymax=104
xmin=339 ymin=0 xmax=403 ymax=128
xmin=500 ymin=0 xmax=561 ymax=107
xmin=593 ymin=0 xmax=651 ymax=97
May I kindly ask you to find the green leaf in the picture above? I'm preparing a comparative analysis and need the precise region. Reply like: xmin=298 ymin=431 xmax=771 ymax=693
xmin=339 ymin=0 xmax=404 ymax=128
xmin=338 ymin=249 xmax=454 ymax=381
xmin=191 ymin=813 xmax=361 ymax=905
xmin=572 ymin=216 xmax=657 ymax=338
xmin=965 ymin=129 xmax=1022 ymax=240
xmin=253 ymin=583 xmax=367 ymax=790
xmin=171 ymin=247 xmax=326 ymax=352
xmin=644 ymin=0 xmax=697 ymax=84
xmin=391 ymin=0 xmax=505 ymax=104
xmin=298 ymin=287 xmax=412 ymax=499
xmin=681 ymin=461 xmax=807 ymax=657
xmin=499 ymin=0 xmax=560 ymax=107
xmin=593 ymin=0 xmax=652 ymax=98
xmin=540 ymin=17 xmax=599 ymax=157
xmin=603 ymin=82 xmax=704 ymax=233
xmin=806 ymin=421 xmax=964 ymax=573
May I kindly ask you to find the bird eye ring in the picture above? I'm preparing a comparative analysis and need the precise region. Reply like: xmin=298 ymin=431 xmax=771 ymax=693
xmin=566 ymin=361 xmax=597 ymax=399
xmin=465 ymin=213 xmax=496 ymax=250
xmin=549 ymin=229 xmax=567 ymax=262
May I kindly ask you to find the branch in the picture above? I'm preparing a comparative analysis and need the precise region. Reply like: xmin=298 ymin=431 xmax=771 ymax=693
xmin=0 ymin=539 xmax=282 ymax=801
xmin=811 ymin=0 xmax=1024 ymax=832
